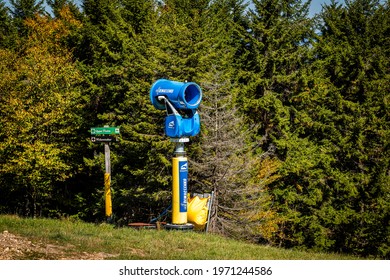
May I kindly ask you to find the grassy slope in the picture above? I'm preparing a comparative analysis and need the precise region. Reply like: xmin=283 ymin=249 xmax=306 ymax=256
xmin=0 ymin=215 xmax=360 ymax=260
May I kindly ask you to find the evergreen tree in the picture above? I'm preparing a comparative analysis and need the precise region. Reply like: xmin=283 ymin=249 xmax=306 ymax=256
xmin=191 ymin=66 xmax=281 ymax=241
xmin=9 ymin=0 xmax=46 ymax=36
xmin=47 ymin=0 xmax=81 ymax=19
xmin=153 ymin=0 xmax=281 ymax=239
xmin=148 ymin=0 xmax=233 ymax=81
xmin=71 ymin=0 xmax=171 ymax=222
xmin=299 ymin=0 xmax=389 ymax=257
xmin=9 ymin=0 xmax=45 ymax=18
xmin=240 ymin=0 xmax=314 ymax=148
xmin=0 ymin=0 xmax=17 ymax=48
xmin=142 ymin=0 xmax=279 ymax=239
xmin=237 ymin=0 xmax=317 ymax=247
xmin=119 ymin=0 xmax=155 ymax=34
xmin=267 ymin=0 xmax=389 ymax=257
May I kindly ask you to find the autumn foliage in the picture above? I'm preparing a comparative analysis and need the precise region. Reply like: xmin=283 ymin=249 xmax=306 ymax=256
xmin=0 ymin=1 xmax=388 ymax=258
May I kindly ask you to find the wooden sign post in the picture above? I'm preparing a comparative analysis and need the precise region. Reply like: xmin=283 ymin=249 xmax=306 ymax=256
xmin=104 ymin=142 xmax=112 ymax=219
xmin=90 ymin=126 xmax=120 ymax=221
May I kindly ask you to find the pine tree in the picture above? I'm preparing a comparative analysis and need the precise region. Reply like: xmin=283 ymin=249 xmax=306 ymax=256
xmin=9 ymin=0 xmax=45 ymax=18
xmin=47 ymin=0 xmax=81 ymax=19
xmin=70 ymin=0 xmax=172 ymax=222
xmin=0 ymin=0 xmax=17 ymax=48
xmin=237 ymin=0 xmax=317 ymax=247
xmin=191 ymin=66 xmax=281 ymax=241
xmin=240 ymin=0 xmax=314 ymax=147
xmin=9 ymin=0 xmax=45 ymax=36
xmin=268 ymin=0 xmax=389 ymax=257
xmin=148 ymin=0 xmax=230 ymax=81
xmin=300 ymin=0 xmax=390 ymax=257
xmin=151 ymin=0 xmax=281 ymax=240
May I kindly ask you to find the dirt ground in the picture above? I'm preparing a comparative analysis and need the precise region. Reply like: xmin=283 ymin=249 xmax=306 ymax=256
xmin=0 ymin=230 xmax=118 ymax=260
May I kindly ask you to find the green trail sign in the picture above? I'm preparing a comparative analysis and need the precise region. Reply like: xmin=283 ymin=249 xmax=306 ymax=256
xmin=91 ymin=127 xmax=120 ymax=135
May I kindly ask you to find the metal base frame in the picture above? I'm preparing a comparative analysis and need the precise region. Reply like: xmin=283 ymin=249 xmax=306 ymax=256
xmin=164 ymin=223 xmax=194 ymax=231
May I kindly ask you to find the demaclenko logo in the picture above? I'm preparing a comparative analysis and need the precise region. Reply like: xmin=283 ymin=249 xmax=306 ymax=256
xmin=180 ymin=163 xmax=188 ymax=171
xmin=156 ymin=87 xmax=174 ymax=94
xmin=168 ymin=121 xmax=175 ymax=129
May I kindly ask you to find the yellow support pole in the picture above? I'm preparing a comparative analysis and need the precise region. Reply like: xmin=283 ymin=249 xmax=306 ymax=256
xmin=172 ymin=156 xmax=188 ymax=224
xmin=104 ymin=172 xmax=112 ymax=218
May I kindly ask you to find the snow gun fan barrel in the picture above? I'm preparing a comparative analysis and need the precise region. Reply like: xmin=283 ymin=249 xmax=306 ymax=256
xmin=149 ymin=79 xmax=202 ymax=230
xmin=150 ymin=79 xmax=202 ymax=110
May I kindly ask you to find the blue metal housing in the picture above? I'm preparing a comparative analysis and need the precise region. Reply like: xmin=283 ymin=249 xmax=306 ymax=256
xmin=150 ymin=79 xmax=202 ymax=110
xmin=164 ymin=111 xmax=200 ymax=138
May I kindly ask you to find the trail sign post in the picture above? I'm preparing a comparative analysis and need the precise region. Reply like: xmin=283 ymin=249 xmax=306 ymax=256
xmin=90 ymin=126 xmax=120 ymax=222
xmin=104 ymin=143 xmax=112 ymax=220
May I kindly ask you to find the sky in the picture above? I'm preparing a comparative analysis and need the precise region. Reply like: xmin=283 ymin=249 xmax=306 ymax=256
xmin=309 ymin=0 xmax=345 ymax=16
xmin=3 ymin=0 xmax=345 ymax=18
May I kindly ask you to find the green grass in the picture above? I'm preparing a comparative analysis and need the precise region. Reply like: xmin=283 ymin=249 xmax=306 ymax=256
xmin=0 ymin=215 xmax=361 ymax=260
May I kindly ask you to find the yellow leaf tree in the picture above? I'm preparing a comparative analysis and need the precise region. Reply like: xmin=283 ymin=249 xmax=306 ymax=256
xmin=0 ymin=8 xmax=83 ymax=217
